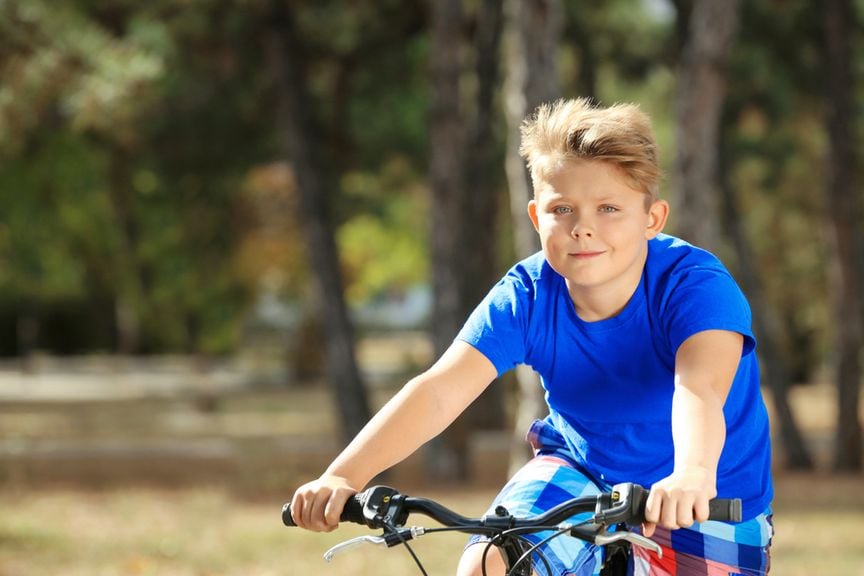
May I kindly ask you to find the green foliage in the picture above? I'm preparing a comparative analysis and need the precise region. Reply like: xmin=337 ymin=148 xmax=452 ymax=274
xmin=0 ymin=0 xmax=168 ymax=152
xmin=724 ymin=0 xmax=832 ymax=380
xmin=0 ymin=0 xmax=434 ymax=354
xmin=338 ymin=158 xmax=428 ymax=304
xmin=0 ymin=0 xmax=264 ymax=354
xmin=0 ymin=0 xmax=857 ymax=369
xmin=346 ymin=35 xmax=429 ymax=170
xmin=0 ymin=131 xmax=109 ymax=301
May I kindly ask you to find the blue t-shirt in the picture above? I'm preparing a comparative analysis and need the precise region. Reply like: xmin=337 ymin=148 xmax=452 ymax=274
xmin=456 ymin=233 xmax=773 ymax=519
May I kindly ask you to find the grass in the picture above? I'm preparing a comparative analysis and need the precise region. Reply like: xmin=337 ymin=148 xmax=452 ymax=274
xmin=1 ymin=366 xmax=862 ymax=575
xmin=0 ymin=486 xmax=481 ymax=576
xmin=1 ymin=474 xmax=863 ymax=576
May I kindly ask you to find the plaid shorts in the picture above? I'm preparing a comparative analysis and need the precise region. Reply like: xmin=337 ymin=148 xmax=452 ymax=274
xmin=467 ymin=419 xmax=773 ymax=576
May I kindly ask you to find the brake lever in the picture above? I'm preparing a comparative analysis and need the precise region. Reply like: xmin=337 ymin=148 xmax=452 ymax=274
xmin=594 ymin=531 xmax=663 ymax=559
xmin=323 ymin=527 xmax=427 ymax=561
xmin=323 ymin=535 xmax=387 ymax=561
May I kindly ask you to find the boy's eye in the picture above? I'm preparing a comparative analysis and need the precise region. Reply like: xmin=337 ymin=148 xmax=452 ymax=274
xmin=552 ymin=206 xmax=572 ymax=215
xmin=599 ymin=205 xmax=619 ymax=213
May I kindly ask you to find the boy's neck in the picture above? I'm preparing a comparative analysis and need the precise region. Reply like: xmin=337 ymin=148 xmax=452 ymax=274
xmin=566 ymin=256 xmax=646 ymax=322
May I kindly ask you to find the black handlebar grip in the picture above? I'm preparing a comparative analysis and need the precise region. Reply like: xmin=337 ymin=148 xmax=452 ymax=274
xmin=631 ymin=487 xmax=742 ymax=524
xmin=282 ymin=502 xmax=297 ymax=527
xmin=340 ymin=494 xmax=367 ymax=525
xmin=281 ymin=493 xmax=367 ymax=527
xmin=708 ymin=498 xmax=742 ymax=523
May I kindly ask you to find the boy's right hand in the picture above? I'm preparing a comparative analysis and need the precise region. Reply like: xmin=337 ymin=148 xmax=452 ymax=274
xmin=289 ymin=475 xmax=358 ymax=532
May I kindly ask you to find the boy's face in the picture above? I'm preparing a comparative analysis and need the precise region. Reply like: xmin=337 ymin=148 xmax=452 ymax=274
xmin=528 ymin=159 xmax=668 ymax=312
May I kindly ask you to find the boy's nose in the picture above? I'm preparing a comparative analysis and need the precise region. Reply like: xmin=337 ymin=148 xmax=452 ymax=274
xmin=571 ymin=222 xmax=594 ymax=238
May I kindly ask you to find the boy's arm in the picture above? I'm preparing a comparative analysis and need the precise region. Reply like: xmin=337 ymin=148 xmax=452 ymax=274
xmin=643 ymin=329 xmax=743 ymax=537
xmin=290 ymin=340 xmax=498 ymax=532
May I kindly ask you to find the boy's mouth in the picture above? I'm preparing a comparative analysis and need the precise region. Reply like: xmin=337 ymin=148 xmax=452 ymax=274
xmin=570 ymin=250 xmax=604 ymax=259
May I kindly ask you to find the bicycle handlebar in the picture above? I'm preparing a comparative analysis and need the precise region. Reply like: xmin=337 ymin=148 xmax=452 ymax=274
xmin=282 ymin=482 xmax=742 ymax=530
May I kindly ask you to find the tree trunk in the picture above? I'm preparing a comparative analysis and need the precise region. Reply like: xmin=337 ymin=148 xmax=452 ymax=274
xmin=107 ymin=145 xmax=143 ymax=354
xmin=672 ymin=0 xmax=740 ymax=253
xmin=266 ymin=3 xmax=371 ymax=445
xmin=427 ymin=0 xmax=469 ymax=483
xmin=719 ymin=135 xmax=814 ymax=470
xmin=426 ymin=0 xmax=506 ymax=482
xmin=675 ymin=0 xmax=813 ymax=471
xmin=502 ymin=0 xmax=560 ymax=475
xmin=16 ymin=304 xmax=39 ymax=373
xmin=503 ymin=0 xmax=560 ymax=259
xmin=460 ymin=0 xmax=507 ymax=431
xmin=824 ymin=0 xmax=862 ymax=472
xmin=668 ymin=0 xmax=694 ymax=55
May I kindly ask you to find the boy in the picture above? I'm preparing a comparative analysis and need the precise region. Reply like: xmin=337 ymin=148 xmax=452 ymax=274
xmin=290 ymin=98 xmax=774 ymax=576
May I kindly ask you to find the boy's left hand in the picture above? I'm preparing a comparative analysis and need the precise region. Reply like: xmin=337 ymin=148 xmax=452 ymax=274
xmin=642 ymin=465 xmax=717 ymax=537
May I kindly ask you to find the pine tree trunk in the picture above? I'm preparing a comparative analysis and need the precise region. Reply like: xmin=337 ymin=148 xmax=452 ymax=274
xmin=673 ymin=0 xmax=740 ymax=252
xmin=426 ymin=0 xmax=506 ymax=482
xmin=108 ymin=146 xmax=142 ymax=354
xmin=266 ymin=3 xmax=371 ymax=445
xmin=502 ymin=0 xmax=560 ymax=475
xmin=427 ymin=0 xmax=470 ymax=483
xmin=460 ymin=0 xmax=507 ymax=431
xmin=719 ymin=141 xmax=814 ymax=470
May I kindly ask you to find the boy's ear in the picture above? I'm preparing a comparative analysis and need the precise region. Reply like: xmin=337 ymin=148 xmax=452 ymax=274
xmin=527 ymin=199 xmax=541 ymax=232
xmin=645 ymin=200 xmax=669 ymax=239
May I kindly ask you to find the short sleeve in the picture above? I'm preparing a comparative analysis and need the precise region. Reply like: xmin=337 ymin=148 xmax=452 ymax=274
xmin=455 ymin=270 xmax=532 ymax=376
xmin=663 ymin=266 xmax=756 ymax=356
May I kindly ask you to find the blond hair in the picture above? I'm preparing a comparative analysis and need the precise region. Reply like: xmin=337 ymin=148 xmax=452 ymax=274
xmin=520 ymin=98 xmax=661 ymax=204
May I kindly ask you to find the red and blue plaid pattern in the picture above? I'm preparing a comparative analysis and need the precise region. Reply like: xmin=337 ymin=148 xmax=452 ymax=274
xmin=467 ymin=419 xmax=773 ymax=575
xmin=631 ymin=512 xmax=773 ymax=575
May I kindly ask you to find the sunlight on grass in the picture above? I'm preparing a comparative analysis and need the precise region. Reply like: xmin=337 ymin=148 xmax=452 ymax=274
xmin=2 ymin=380 xmax=863 ymax=575
xmin=1 ymin=478 xmax=862 ymax=575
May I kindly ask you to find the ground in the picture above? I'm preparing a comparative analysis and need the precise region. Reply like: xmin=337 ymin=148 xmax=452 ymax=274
xmin=0 ymin=474 xmax=862 ymax=575
xmin=0 ymin=352 xmax=862 ymax=575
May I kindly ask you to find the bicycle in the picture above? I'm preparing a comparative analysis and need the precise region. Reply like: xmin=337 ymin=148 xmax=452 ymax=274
xmin=283 ymin=482 xmax=742 ymax=576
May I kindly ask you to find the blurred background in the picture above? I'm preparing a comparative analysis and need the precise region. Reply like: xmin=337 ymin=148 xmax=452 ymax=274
xmin=0 ymin=0 xmax=862 ymax=574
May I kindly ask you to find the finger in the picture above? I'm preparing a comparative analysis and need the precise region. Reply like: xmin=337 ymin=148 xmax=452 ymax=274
xmin=644 ymin=488 xmax=661 ymax=525
xmin=660 ymin=492 xmax=678 ymax=530
xmin=676 ymin=494 xmax=695 ymax=528
xmin=290 ymin=491 xmax=305 ymax=528
xmin=323 ymin=489 xmax=353 ymax=529
xmin=307 ymin=491 xmax=333 ymax=532
xmin=304 ymin=496 xmax=323 ymax=531
xmin=642 ymin=521 xmax=656 ymax=538
xmin=301 ymin=489 xmax=332 ymax=532
xmin=643 ymin=488 xmax=662 ymax=537
xmin=300 ymin=490 xmax=317 ymax=529
xmin=693 ymin=497 xmax=710 ymax=524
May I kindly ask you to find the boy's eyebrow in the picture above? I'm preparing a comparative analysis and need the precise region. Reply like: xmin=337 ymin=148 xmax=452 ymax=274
xmin=534 ymin=186 xmax=563 ymax=198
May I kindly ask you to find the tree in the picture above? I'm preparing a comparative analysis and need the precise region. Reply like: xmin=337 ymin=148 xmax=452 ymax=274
xmin=718 ymin=133 xmax=814 ymax=470
xmin=823 ymin=0 xmax=862 ymax=471
xmin=717 ymin=0 xmax=816 ymax=470
xmin=502 ymin=0 xmax=560 ymax=474
xmin=426 ymin=0 xmax=506 ymax=481
xmin=674 ymin=0 xmax=819 ymax=470
xmin=265 ymin=2 xmax=371 ymax=443
xmin=672 ymin=0 xmax=740 ymax=252
xmin=0 ymin=0 xmax=167 ymax=355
